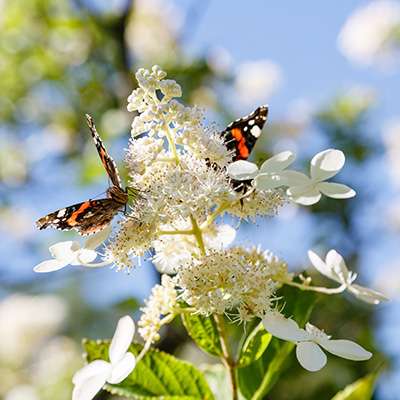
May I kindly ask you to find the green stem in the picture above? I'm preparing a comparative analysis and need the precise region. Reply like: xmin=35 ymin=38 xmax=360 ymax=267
xmin=190 ymin=214 xmax=206 ymax=255
xmin=214 ymin=314 xmax=238 ymax=400
xmin=274 ymin=277 xmax=347 ymax=294
xmin=164 ymin=127 xmax=179 ymax=165
xmin=200 ymin=202 xmax=231 ymax=231
xmin=157 ymin=229 xmax=194 ymax=235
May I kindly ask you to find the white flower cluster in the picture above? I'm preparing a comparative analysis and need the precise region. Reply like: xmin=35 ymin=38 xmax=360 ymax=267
xmin=138 ymin=275 xmax=178 ymax=342
xmin=35 ymin=66 xmax=363 ymax=323
xmin=112 ymin=66 xmax=286 ymax=273
xmin=34 ymin=66 xmax=389 ymax=383
xmin=263 ymin=312 xmax=372 ymax=372
xmin=176 ymin=246 xmax=291 ymax=320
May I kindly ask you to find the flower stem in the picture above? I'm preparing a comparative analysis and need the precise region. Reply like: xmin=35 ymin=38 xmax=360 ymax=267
xmin=200 ymin=202 xmax=230 ymax=231
xmin=274 ymin=277 xmax=347 ymax=294
xmin=164 ymin=128 xmax=179 ymax=165
xmin=214 ymin=314 xmax=238 ymax=400
xmin=75 ymin=255 xmax=110 ymax=268
xmin=157 ymin=229 xmax=194 ymax=235
xmin=190 ymin=214 xmax=206 ymax=255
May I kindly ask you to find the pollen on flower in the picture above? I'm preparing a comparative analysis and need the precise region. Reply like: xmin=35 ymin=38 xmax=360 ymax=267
xmin=176 ymin=125 xmax=233 ymax=166
xmin=176 ymin=247 xmax=285 ymax=320
xmin=227 ymin=188 xmax=287 ymax=224
xmin=103 ymin=217 xmax=158 ymax=272
xmin=125 ymin=136 xmax=165 ymax=175
xmin=138 ymin=274 xmax=178 ymax=342
xmin=128 ymin=152 xmax=231 ymax=225
xmin=152 ymin=221 xmax=236 ymax=274
xmin=241 ymin=245 xmax=294 ymax=284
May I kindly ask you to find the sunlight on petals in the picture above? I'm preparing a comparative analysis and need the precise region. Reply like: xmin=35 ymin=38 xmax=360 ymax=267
xmin=50 ymin=241 xmax=80 ymax=262
xmin=318 ymin=182 xmax=356 ymax=199
xmin=72 ymin=316 xmax=136 ymax=400
xmin=263 ymin=312 xmax=373 ymax=372
xmin=109 ymin=316 xmax=135 ymax=365
xmin=108 ymin=352 xmax=136 ymax=384
xmin=262 ymin=312 xmax=310 ymax=342
xmin=310 ymin=149 xmax=345 ymax=181
xmin=34 ymin=259 xmax=69 ymax=273
xmin=319 ymin=339 xmax=372 ymax=360
xmin=34 ymin=227 xmax=111 ymax=273
xmin=287 ymin=186 xmax=321 ymax=206
xmin=348 ymin=284 xmax=390 ymax=304
xmin=259 ymin=151 xmax=295 ymax=174
xmin=72 ymin=360 xmax=111 ymax=386
xmin=296 ymin=341 xmax=327 ymax=371
xmin=227 ymin=160 xmax=259 ymax=180
xmin=84 ymin=226 xmax=112 ymax=250
xmin=308 ymin=249 xmax=389 ymax=304
xmin=307 ymin=249 xmax=338 ymax=282
xmin=73 ymin=369 xmax=110 ymax=400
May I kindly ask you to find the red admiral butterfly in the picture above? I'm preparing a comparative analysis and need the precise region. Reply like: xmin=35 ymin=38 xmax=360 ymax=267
xmin=35 ymin=115 xmax=129 ymax=235
xmin=222 ymin=105 xmax=268 ymax=161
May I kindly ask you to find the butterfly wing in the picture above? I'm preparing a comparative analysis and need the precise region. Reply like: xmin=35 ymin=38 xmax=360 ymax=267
xmin=222 ymin=105 xmax=269 ymax=161
xmin=86 ymin=114 xmax=123 ymax=189
xmin=35 ymin=198 xmax=124 ymax=235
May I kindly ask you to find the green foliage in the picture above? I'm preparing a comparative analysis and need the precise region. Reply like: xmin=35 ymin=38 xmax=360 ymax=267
xmin=179 ymin=284 xmax=316 ymax=400
xmin=237 ymin=285 xmax=316 ymax=400
xmin=237 ymin=321 xmax=272 ymax=368
xmin=181 ymin=313 xmax=224 ymax=358
xmin=201 ymin=364 xmax=231 ymax=400
xmin=330 ymin=371 xmax=379 ymax=400
xmin=83 ymin=340 xmax=215 ymax=400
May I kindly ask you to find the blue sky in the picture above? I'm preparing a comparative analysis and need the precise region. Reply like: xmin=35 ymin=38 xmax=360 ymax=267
xmin=179 ymin=0 xmax=399 ymax=118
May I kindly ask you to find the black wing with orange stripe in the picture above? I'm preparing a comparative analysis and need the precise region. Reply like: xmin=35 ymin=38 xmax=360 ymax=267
xmin=35 ymin=115 xmax=128 ymax=235
xmin=35 ymin=198 xmax=123 ymax=235
xmin=85 ymin=114 xmax=123 ymax=189
xmin=222 ymin=105 xmax=269 ymax=161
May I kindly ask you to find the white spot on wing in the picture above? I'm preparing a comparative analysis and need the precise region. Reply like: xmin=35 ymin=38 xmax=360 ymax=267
xmin=250 ymin=126 xmax=261 ymax=138
xmin=57 ymin=209 xmax=67 ymax=218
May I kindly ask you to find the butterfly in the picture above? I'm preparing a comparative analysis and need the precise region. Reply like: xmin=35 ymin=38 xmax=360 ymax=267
xmin=35 ymin=115 xmax=129 ymax=235
xmin=220 ymin=105 xmax=269 ymax=192
xmin=222 ymin=105 xmax=269 ymax=162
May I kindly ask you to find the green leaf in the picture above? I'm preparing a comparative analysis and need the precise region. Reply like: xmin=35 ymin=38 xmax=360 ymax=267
xmin=279 ymin=281 xmax=317 ymax=326
xmin=330 ymin=371 xmax=378 ymax=400
xmin=237 ymin=284 xmax=316 ymax=400
xmin=83 ymin=340 xmax=215 ymax=400
xmin=237 ymin=339 xmax=295 ymax=400
xmin=201 ymin=363 xmax=231 ymax=400
xmin=237 ymin=321 xmax=272 ymax=367
xmin=181 ymin=313 xmax=223 ymax=358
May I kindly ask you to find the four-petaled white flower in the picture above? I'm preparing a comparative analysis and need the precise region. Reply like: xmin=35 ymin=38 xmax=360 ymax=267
xmin=308 ymin=249 xmax=389 ymax=304
xmin=280 ymin=149 xmax=356 ymax=205
xmin=34 ymin=226 xmax=112 ymax=273
xmin=262 ymin=312 xmax=372 ymax=371
xmin=227 ymin=151 xmax=296 ymax=190
xmin=72 ymin=315 xmax=136 ymax=400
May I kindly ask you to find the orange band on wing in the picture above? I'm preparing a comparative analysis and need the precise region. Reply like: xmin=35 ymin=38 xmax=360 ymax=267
xmin=230 ymin=128 xmax=243 ymax=141
xmin=100 ymin=147 xmax=108 ymax=169
xmin=83 ymin=222 xmax=110 ymax=234
xmin=66 ymin=201 xmax=92 ymax=226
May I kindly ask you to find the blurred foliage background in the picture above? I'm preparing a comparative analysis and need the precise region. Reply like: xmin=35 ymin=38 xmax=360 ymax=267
xmin=1 ymin=0 xmax=399 ymax=399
